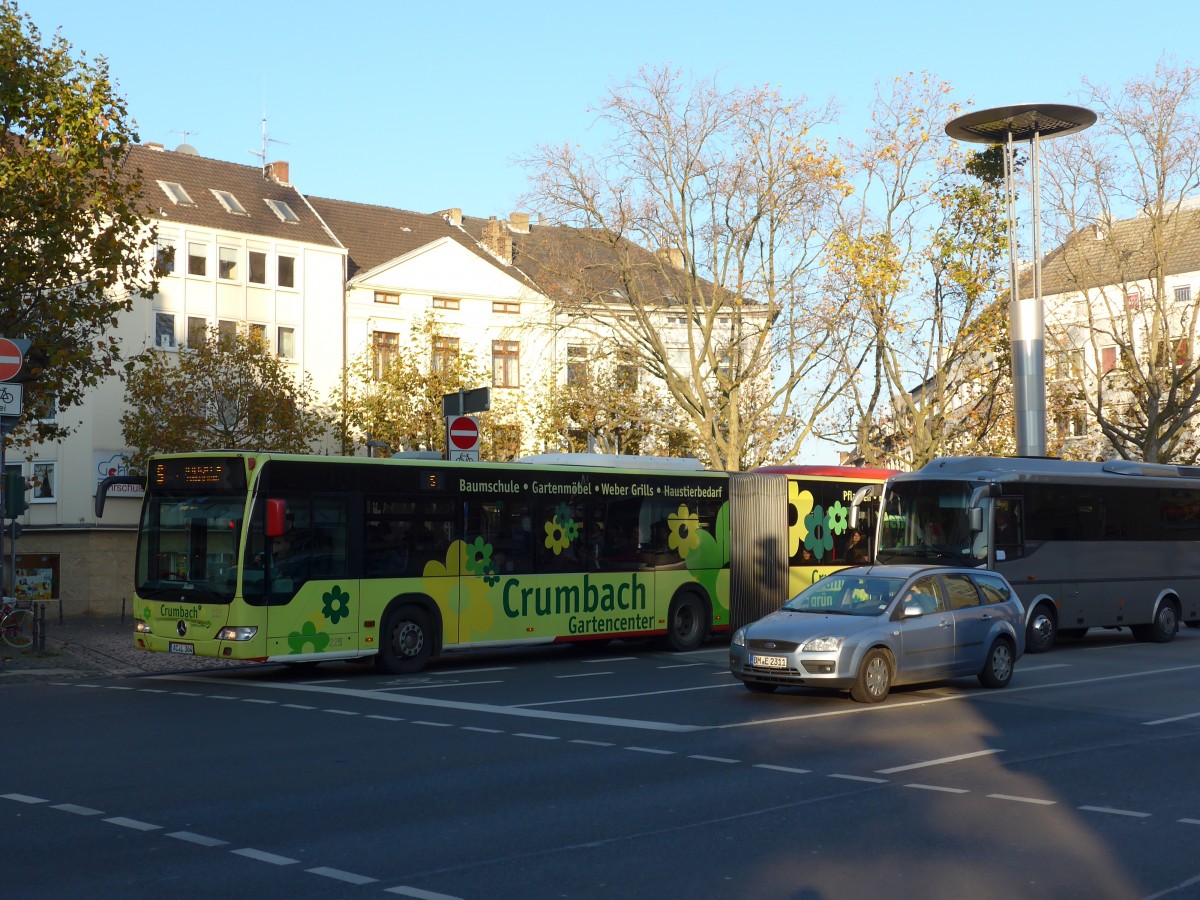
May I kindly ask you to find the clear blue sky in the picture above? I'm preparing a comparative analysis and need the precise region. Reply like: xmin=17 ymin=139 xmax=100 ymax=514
xmin=19 ymin=0 xmax=1196 ymax=219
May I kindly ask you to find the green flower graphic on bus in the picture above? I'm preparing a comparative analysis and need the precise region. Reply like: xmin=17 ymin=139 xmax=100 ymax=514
xmin=683 ymin=501 xmax=731 ymax=623
xmin=668 ymin=504 xmax=701 ymax=559
xmin=424 ymin=541 xmax=495 ymax=640
xmin=827 ymin=501 xmax=849 ymax=536
xmin=545 ymin=516 xmax=571 ymax=555
xmin=321 ymin=585 xmax=351 ymax=625
xmin=788 ymin=482 xmax=815 ymax=557
xmin=804 ymin=504 xmax=834 ymax=561
xmin=287 ymin=618 xmax=331 ymax=654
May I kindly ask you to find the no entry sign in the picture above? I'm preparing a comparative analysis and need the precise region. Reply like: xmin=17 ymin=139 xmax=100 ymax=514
xmin=0 ymin=338 xmax=25 ymax=382
xmin=447 ymin=415 xmax=480 ymax=461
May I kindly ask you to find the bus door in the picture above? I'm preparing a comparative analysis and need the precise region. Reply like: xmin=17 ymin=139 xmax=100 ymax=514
xmin=262 ymin=493 xmax=355 ymax=659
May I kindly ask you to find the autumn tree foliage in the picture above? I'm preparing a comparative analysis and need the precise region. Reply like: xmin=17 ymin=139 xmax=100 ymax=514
xmin=121 ymin=328 xmax=329 ymax=469
xmin=1 ymin=0 xmax=156 ymax=444
xmin=1040 ymin=58 xmax=1200 ymax=464
xmin=521 ymin=66 xmax=850 ymax=471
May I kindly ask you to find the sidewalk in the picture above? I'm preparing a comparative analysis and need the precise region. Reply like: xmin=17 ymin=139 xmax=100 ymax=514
xmin=0 ymin=615 xmax=242 ymax=684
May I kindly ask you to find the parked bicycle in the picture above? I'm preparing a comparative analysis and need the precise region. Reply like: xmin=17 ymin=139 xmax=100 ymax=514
xmin=0 ymin=598 xmax=34 ymax=649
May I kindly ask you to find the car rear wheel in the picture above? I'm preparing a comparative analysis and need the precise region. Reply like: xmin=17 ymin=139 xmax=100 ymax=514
xmin=850 ymin=648 xmax=892 ymax=703
xmin=978 ymin=638 xmax=1015 ymax=689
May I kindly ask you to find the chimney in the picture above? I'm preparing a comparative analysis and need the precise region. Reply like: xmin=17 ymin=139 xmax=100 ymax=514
xmin=508 ymin=211 xmax=531 ymax=233
xmin=145 ymin=142 xmax=164 ymax=151
xmin=440 ymin=208 xmax=463 ymax=226
xmin=483 ymin=216 xmax=513 ymax=264
xmin=656 ymin=247 xmax=685 ymax=269
xmin=266 ymin=160 xmax=290 ymax=184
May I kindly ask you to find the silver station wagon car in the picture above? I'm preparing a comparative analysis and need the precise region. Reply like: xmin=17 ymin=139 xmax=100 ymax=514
xmin=729 ymin=565 xmax=1025 ymax=702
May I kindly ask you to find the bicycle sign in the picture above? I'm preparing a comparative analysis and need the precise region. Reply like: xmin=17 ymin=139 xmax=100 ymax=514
xmin=0 ymin=382 xmax=21 ymax=416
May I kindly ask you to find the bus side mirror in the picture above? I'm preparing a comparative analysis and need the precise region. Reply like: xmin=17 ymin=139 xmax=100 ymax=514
xmin=968 ymin=507 xmax=983 ymax=532
xmin=266 ymin=498 xmax=287 ymax=537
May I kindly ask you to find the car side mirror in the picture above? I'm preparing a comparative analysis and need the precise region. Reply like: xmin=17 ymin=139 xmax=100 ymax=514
xmin=903 ymin=602 xmax=924 ymax=618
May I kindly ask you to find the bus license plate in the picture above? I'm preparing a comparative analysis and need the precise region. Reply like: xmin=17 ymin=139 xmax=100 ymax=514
xmin=168 ymin=642 xmax=195 ymax=655
xmin=752 ymin=654 xmax=786 ymax=669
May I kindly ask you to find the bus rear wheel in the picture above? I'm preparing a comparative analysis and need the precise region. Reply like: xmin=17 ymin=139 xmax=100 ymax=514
xmin=1133 ymin=602 xmax=1178 ymax=644
xmin=1026 ymin=605 xmax=1057 ymax=654
xmin=377 ymin=605 xmax=433 ymax=674
xmin=665 ymin=594 xmax=708 ymax=652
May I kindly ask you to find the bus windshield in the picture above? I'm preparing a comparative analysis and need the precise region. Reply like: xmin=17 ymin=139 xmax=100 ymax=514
xmin=136 ymin=493 xmax=246 ymax=602
xmin=878 ymin=479 xmax=979 ymax=564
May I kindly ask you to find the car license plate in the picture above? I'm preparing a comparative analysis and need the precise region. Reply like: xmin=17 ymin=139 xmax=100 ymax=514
xmin=751 ymin=654 xmax=787 ymax=669
xmin=168 ymin=642 xmax=195 ymax=655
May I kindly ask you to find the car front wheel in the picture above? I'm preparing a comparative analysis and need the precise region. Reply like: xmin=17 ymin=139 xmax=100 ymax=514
xmin=850 ymin=648 xmax=892 ymax=703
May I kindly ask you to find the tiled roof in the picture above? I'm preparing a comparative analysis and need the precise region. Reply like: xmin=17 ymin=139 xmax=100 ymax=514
xmin=305 ymin=197 xmax=534 ymax=285
xmin=1037 ymin=205 xmax=1200 ymax=297
xmin=124 ymin=144 xmax=340 ymax=248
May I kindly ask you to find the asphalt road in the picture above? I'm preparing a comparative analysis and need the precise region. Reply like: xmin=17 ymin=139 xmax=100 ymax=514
xmin=6 ymin=628 xmax=1200 ymax=899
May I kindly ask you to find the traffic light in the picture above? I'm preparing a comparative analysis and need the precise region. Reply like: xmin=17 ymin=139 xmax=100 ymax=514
xmin=4 ymin=469 xmax=27 ymax=518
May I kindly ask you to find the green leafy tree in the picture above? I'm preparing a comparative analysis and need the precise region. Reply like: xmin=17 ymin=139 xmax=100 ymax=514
xmin=1 ymin=1 xmax=156 ymax=444
xmin=121 ymin=328 xmax=329 ymax=469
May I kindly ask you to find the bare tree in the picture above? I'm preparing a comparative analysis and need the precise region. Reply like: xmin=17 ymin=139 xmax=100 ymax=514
xmin=520 ymin=66 xmax=848 ymax=470
xmin=1040 ymin=58 xmax=1200 ymax=464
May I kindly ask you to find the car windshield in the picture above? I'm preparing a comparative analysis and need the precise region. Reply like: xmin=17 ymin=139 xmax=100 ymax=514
xmin=782 ymin=573 xmax=903 ymax=616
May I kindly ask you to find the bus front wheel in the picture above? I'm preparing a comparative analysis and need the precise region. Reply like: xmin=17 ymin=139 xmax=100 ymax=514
xmin=1133 ymin=602 xmax=1178 ymax=644
xmin=1026 ymin=605 xmax=1057 ymax=654
xmin=377 ymin=605 xmax=433 ymax=674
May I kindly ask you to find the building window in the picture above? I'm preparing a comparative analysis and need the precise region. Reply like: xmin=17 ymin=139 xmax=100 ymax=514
xmin=218 ymin=246 xmax=239 ymax=280
xmin=1125 ymin=290 xmax=1140 ymax=310
xmin=1056 ymin=409 xmax=1086 ymax=440
xmin=277 ymin=326 xmax=295 ymax=359
xmin=155 ymin=312 xmax=176 ymax=349
xmin=493 ymin=340 xmax=520 ymax=388
xmin=187 ymin=243 xmax=207 ymax=276
xmin=249 ymin=323 xmax=267 ymax=346
xmin=278 ymin=255 xmax=295 ymax=288
xmin=187 ymin=316 xmax=207 ymax=348
xmin=432 ymin=336 xmax=459 ymax=373
xmin=615 ymin=349 xmax=638 ymax=390
xmin=1101 ymin=346 xmax=1117 ymax=375
xmin=566 ymin=345 xmax=588 ymax=386
xmin=433 ymin=297 xmax=460 ymax=310
xmin=157 ymin=180 xmax=194 ymax=206
xmin=1158 ymin=336 xmax=1190 ymax=368
xmin=156 ymin=241 xmax=176 ymax=275
xmin=374 ymin=291 xmax=399 ymax=305
xmin=493 ymin=301 xmax=520 ymax=314
xmin=30 ymin=461 xmax=56 ymax=504
xmin=264 ymin=198 xmax=300 ymax=223
xmin=1176 ymin=285 xmax=1192 ymax=305
xmin=373 ymin=332 xmax=400 ymax=380
xmin=218 ymin=319 xmax=237 ymax=344
xmin=212 ymin=189 xmax=247 ymax=215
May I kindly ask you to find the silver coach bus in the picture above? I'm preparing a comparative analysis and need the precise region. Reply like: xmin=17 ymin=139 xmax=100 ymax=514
xmin=871 ymin=456 xmax=1200 ymax=652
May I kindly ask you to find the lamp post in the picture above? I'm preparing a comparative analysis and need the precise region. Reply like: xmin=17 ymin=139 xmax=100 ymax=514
xmin=946 ymin=104 xmax=1095 ymax=457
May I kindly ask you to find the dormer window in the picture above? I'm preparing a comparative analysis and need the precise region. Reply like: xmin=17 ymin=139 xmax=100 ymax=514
xmin=264 ymin=198 xmax=300 ymax=223
xmin=212 ymin=189 xmax=247 ymax=215
xmin=157 ymin=180 xmax=194 ymax=206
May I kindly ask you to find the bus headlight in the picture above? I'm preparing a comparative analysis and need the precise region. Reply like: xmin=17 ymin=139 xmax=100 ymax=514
xmin=732 ymin=627 xmax=746 ymax=647
xmin=803 ymin=636 xmax=845 ymax=652
xmin=216 ymin=625 xmax=258 ymax=642
xmin=134 ymin=619 xmax=151 ymax=634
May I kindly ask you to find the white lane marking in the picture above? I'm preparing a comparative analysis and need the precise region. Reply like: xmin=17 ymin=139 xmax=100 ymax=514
xmin=570 ymin=739 xmax=613 ymax=747
xmin=516 ymin=682 xmax=739 ymax=708
xmin=138 ymin=688 xmax=170 ymax=693
xmin=1180 ymin=818 xmax=1200 ymax=825
xmin=2 ymin=793 xmax=47 ymax=804
xmin=555 ymin=672 xmax=612 ymax=679
xmin=168 ymin=831 xmax=228 ymax=846
xmin=52 ymin=803 xmax=103 ymax=815
xmin=988 ymin=794 xmax=1057 ymax=806
xmin=307 ymin=866 xmax=377 ymax=884
xmin=105 ymin=816 xmax=161 ymax=831
xmin=1079 ymin=805 xmax=1151 ymax=818
xmin=377 ymin=680 xmax=504 ymax=691
xmin=161 ymin=676 xmax=699 ymax=732
xmin=658 ymin=663 xmax=705 ymax=669
xmin=415 ymin=666 xmax=514 ymax=677
xmin=906 ymin=784 xmax=969 ymax=794
xmin=876 ymin=749 xmax=1003 ymax=774
xmin=1144 ymin=874 xmax=1200 ymax=900
xmin=367 ymin=714 xmax=404 ymax=722
xmin=384 ymin=885 xmax=465 ymax=899
xmin=1016 ymin=664 xmax=1071 ymax=672
xmin=462 ymin=726 xmax=503 ymax=734
xmin=829 ymin=774 xmax=887 ymax=783
xmin=514 ymin=733 xmax=558 ymax=741
xmin=325 ymin=709 xmax=358 ymax=716
xmin=233 ymin=848 xmax=299 ymax=865
xmin=105 ymin=686 xmax=135 ymax=691
xmin=582 ymin=656 xmax=636 ymax=663
xmin=243 ymin=698 xmax=277 ymax=705
xmin=413 ymin=720 xmax=452 ymax=728
xmin=689 ymin=755 xmax=740 ymax=764
xmin=1144 ymin=711 xmax=1200 ymax=726
xmin=282 ymin=703 xmax=316 ymax=709
xmin=625 ymin=746 xmax=675 ymax=755
xmin=755 ymin=764 xmax=811 ymax=774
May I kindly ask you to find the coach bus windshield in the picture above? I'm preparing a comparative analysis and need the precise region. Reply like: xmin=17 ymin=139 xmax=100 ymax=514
xmin=135 ymin=493 xmax=245 ymax=602
xmin=877 ymin=479 xmax=979 ymax=564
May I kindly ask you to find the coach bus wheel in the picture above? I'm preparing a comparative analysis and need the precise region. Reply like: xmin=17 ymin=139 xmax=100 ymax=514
xmin=1026 ymin=605 xmax=1057 ymax=654
xmin=1137 ymin=601 xmax=1179 ymax=644
xmin=850 ymin=648 xmax=892 ymax=703
xmin=666 ymin=594 xmax=708 ymax=652
xmin=377 ymin=605 xmax=433 ymax=674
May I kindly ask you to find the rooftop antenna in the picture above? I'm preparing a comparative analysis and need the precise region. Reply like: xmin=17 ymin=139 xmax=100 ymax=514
xmin=249 ymin=106 xmax=288 ymax=176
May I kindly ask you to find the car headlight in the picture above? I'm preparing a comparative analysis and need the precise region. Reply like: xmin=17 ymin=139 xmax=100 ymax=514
xmin=732 ymin=627 xmax=746 ymax=647
xmin=802 ymin=635 xmax=845 ymax=652
xmin=216 ymin=625 xmax=258 ymax=642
